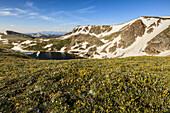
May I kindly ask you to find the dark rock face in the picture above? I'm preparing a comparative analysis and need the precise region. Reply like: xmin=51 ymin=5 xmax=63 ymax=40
xmin=147 ymin=28 xmax=154 ymax=34
xmin=67 ymin=25 xmax=113 ymax=35
xmin=157 ymin=19 xmax=161 ymax=26
xmin=148 ymin=22 xmax=156 ymax=28
xmin=145 ymin=26 xmax=170 ymax=55
xmin=109 ymin=42 xmax=117 ymax=53
xmin=118 ymin=19 xmax=147 ymax=49
xmin=89 ymin=25 xmax=112 ymax=34
xmin=101 ymin=31 xmax=121 ymax=42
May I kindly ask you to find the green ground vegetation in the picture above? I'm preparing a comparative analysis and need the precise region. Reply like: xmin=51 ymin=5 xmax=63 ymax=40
xmin=0 ymin=47 xmax=169 ymax=113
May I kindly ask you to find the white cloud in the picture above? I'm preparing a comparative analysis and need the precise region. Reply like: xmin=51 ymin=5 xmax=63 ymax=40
xmin=0 ymin=11 xmax=18 ymax=16
xmin=1 ymin=8 xmax=13 ymax=11
xmin=40 ymin=16 xmax=51 ymax=20
xmin=29 ymin=12 xmax=38 ymax=15
xmin=15 ymin=8 xmax=26 ymax=13
xmin=77 ymin=6 xmax=96 ymax=13
xmin=52 ymin=10 xmax=89 ymax=21
xmin=0 ymin=7 xmax=56 ymax=23
xmin=39 ymin=15 xmax=56 ymax=21
xmin=25 ymin=1 xmax=33 ymax=7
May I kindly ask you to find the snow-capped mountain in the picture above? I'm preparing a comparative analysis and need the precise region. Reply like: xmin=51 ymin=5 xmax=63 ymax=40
xmin=58 ymin=16 xmax=170 ymax=58
xmin=2 ymin=16 xmax=170 ymax=58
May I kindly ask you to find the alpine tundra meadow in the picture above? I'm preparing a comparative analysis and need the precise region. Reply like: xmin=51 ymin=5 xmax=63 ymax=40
xmin=0 ymin=0 xmax=170 ymax=113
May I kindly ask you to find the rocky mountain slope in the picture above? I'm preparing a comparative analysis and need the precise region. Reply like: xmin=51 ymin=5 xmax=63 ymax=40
xmin=1 ymin=16 xmax=170 ymax=58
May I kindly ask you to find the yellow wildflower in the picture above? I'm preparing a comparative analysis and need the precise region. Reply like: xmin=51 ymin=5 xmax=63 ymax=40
xmin=16 ymin=103 xmax=20 ymax=106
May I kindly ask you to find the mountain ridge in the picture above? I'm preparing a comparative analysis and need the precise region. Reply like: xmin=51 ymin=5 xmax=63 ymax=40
xmin=56 ymin=16 xmax=170 ymax=58
xmin=1 ymin=16 xmax=170 ymax=58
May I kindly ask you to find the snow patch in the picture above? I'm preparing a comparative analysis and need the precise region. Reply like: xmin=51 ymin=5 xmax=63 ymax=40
xmin=71 ymin=43 xmax=79 ymax=50
xmin=11 ymin=42 xmax=35 ymax=54
xmin=82 ymin=41 xmax=88 ymax=48
xmin=101 ymin=39 xmax=109 ymax=43
xmin=0 ymin=35 xmax=2 ymax=39
xmin=21 ymin=40 xmax=33 ymax=44
xmin=3 ymin=31 xmax=7 ymax=35
xmin=43 ymin=44 xmax=53 ymax=48
xmin=39 ymin=39 xmax=50 ymax=43
xmin=36 ymin=51 xmax=40 ymax=57
xmin=115 ymin=18 xmax=170 ymax=58
xmin=155 ymin=50 xmax=170 ymax=56
xmin=59 ymin=47 xmax=67 ymax=52
xmin=141 ymin=17 xmax=159 ymax=27
xmin=0 ymin=35 xmax=8 ymax=44
xmin=162 ymin=16 xmax=170 ymax=18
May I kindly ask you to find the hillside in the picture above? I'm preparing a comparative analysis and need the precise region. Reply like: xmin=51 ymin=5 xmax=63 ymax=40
xmin=0 ymin=47 xmax=169 ymax=112
xmin=3 ymin=16 xmax=169 ymax=58
xmin=0 ymin=31 xmax=34 ymax=43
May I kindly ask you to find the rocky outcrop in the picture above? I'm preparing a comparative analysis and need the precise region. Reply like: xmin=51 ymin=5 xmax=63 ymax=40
xmin=109 ymin=42 xmax=117 ymax=53
xmin=145 ymin=26 xmax=170 ymax=54
xmin=147 ymin=28 xmax=154 ymax=34
xmin=118 ymin=19 xmax=146 ymax=49
xmin=89 ymin=25 xmax=112 ymax=34
xmin=65 ymin=25 xmax=113 ymax=36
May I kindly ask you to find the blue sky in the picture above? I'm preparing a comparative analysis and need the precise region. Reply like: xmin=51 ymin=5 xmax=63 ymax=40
xmin=0 ymin=0 xmax=170 ymax=33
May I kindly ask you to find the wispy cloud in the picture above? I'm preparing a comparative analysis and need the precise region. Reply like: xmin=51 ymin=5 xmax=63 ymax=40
xmin=39 ymin=15 xmax=56 ymax=21
xmin=0 ymin=7 xmax=56 ymax=22
xmin=25 ymin=1 xmax=34 ymax=7
xmin=25 ymin=1 xmax=41 ymax=11
xmin=0 ymin=11 xmax=18 ymax=16
xmin=29 ymin=12 xmax=38 ymax=16
xmin=79 ymin=0 xmax=95 ymax=6
xmin=0 ymin=2 xmax=86 ymax=26
xmin=52 ymin=10 xmax=89 ymax=21
xmin=77 ymin=6 xmax=96 ymax=13
xmin=1 ymin=8 xmax=13 ymax=11
xmin=15 ymin=8 xmax=26 ymax=13
xmin=0 ymin=8 xmax=26 ymax=16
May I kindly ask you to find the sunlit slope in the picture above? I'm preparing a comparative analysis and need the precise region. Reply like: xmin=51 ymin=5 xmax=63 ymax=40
xmin=0 ymin=49 xmax=169 ymax=112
